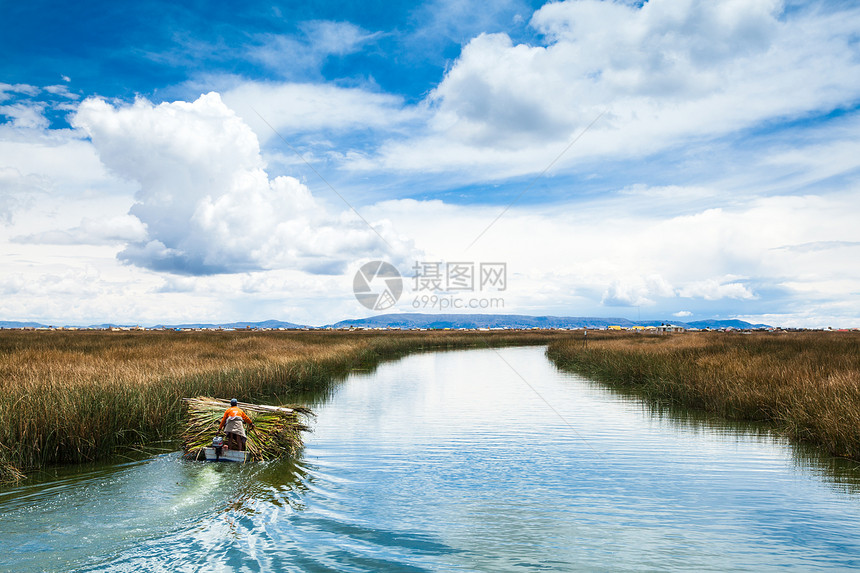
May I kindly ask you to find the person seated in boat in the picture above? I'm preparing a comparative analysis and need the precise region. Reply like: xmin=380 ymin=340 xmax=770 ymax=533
xmin=219 ymin=398 xmax=254 ymax=451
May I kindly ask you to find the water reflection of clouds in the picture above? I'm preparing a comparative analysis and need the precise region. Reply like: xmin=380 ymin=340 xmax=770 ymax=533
xmin=7 ymin=346 xmax=860 ymax=572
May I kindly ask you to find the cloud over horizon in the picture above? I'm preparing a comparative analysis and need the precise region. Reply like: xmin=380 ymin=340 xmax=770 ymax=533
xmin=348 ymin=0 xmax=860 ymax=179
xmin=71 ymin=92 xmax=415 ymax=276
xmin=1 ymin=0 xmax=859 ymax=327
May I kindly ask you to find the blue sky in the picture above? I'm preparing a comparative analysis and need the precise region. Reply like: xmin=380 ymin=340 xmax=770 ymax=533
xmin=2 ymin=0 xmax=860 ymax=327
xmin=2 ymin=0 xmax=543 ymax=106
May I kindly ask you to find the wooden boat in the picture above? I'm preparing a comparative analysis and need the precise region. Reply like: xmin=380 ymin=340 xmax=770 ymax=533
xmin=202 ymin=445 xmax=251 ymax=463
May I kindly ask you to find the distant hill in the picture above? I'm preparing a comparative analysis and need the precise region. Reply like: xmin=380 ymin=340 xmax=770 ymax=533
xmin=686 ymin=319 xmax=771 ymax=329
xmin=150 ymin=319 xmax=306 ymax=330
xmin=1 ymin=319 xmax=306 ymax=330
xmin=0 ymin=320 xmax=49 ymax=328
xmin=328 ymin=313 xmax=770 ymax=330
xmin=1 ymin=315 xmax=770 ymax=331
xmin=330 ymin=313 xmax=615 ymax=329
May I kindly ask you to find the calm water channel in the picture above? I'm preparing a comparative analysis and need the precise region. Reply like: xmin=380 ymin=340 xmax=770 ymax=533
xmin=4 ymin=346 xmax=860 ymax=572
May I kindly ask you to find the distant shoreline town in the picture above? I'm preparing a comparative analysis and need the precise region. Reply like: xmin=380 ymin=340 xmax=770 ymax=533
xmin=2 ymin=313 xmax=854 ymax=332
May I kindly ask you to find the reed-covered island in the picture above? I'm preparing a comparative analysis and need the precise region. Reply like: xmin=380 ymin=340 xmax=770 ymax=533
xmin=547 ymin=331 xmax=860 ymax=460
xmin=0 ymin=329 xmax=569 ymax=481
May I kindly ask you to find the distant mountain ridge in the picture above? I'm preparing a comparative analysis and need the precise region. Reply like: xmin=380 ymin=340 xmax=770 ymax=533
xmin=327 ymin=313 xmax=771 ymax=330
xmin=0 ymin=319 xmax=304 ymax=330
xmin=1 ymin=314 xmax=771 ymax=330
xmin=150 ymin=319 xmax=305 ymax=330
xmin=0 ymin=320 xmax=48 ymax=328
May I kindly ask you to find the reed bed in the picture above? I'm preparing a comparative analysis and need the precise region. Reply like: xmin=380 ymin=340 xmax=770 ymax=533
xmin=547 ymin=331 xmax=860 ymax=460
xmin=0 ymin=329 xmax=569 ymax=481
xmin=181 ymin=397 xmax=313 ymax=461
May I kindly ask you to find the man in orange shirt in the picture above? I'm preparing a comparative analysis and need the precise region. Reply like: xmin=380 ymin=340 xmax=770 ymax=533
xmin=219 ymin=398 xmax=255 ymax=451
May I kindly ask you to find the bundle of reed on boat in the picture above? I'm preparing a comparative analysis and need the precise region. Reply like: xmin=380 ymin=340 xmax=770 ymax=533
xmin=181 ymin=397 xmax=313 ymax=461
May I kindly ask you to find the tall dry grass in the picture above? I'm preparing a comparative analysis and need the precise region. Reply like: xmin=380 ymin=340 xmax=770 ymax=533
xmin=547 ymin=331 xmax=860 ymax=459
xmin=0 ymin=329 xmax=570 ymax=480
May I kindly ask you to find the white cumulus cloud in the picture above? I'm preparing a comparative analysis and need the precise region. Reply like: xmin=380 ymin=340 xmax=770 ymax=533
xmin=601 ymin=274 xmax=675 ymax=307
xmin=360 ymin=0 xmax=860 ymax=178
xmin=0 ymin=101 xmax=49 ymax=130
xmin=679 ymin=277 xmax=757 ymax=301
xmin=248 ymin=20 xmax=381 ymax=78
xmin=13 ymin=215 xmax=147 ymax=245
xmin=71 ymin=92 xmax=414 ymax=275
xmin=222 ymin=81 xmax=420 ymax=145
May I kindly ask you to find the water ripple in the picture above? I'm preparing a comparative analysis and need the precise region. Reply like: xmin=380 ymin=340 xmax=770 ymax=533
xmin=4 ymin=346 xmax=860 ymax=572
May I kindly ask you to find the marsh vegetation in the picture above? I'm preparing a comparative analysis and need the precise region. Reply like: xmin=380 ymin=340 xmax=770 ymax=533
xmin=0 ymin=329 xmax=568 ymax=480
xmin=547 ymin=331 xmax=860 ymax=460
